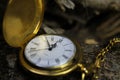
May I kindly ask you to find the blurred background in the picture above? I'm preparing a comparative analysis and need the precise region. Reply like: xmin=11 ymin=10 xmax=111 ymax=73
xmin=0 ymin=0 xmax=120 ymax=80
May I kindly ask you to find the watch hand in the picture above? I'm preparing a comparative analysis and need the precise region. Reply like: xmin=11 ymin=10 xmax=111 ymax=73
xmin=51 ymin=43 xmax=57 ymax=48
xmin=38 ymin=47 xmax=52 ymax=51
xmin=29 ymin=48 xmax=49 ymax=52
xmin=51 ymin=38 xmax=64 ymax=48
xmin=45 ymin=36 xmax=51 ymax=48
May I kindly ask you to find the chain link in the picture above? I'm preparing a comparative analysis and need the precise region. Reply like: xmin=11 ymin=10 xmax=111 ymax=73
xmin=95 ymin=38 xmax=120 ymax=68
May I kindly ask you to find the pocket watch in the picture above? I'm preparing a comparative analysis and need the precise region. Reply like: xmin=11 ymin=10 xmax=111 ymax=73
xmin=3 ymin=0 xmax=120 ymax=80
xmin=20 ymin=34 xmax=82 ymax=76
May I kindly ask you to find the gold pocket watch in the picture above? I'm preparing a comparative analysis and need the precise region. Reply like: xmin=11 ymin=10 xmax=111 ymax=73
xmin=3 ymin=0 xmax=120 ymax=80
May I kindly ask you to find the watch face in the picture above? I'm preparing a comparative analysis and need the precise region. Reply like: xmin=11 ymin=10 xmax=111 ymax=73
xmin=24 ymin=35 xmax=76 ymax=68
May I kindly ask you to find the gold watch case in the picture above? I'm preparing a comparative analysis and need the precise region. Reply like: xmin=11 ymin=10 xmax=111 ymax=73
xmin=3 ymin=0 xmax=86 ymax=78
xmin=3 ymin=0 xmax=44 ymax=47
xmin=20 ymin=34 xmax=83 ymax=76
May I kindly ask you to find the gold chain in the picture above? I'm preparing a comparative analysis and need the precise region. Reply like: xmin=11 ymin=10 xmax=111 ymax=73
xmin=95 ymin=38 xmax=120 ymax=68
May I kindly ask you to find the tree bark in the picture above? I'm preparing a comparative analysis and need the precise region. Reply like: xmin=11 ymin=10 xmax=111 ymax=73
xmin=79 ymin=0 xmax=120 ymax=11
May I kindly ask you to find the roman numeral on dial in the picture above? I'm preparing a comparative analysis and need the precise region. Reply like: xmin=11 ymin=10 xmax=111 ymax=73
xmin=65 ymin=50 xmax=72 ymax=52
xmin=31 ymin=41 xmax=39 ymax=46
xmin=36 ymin=58 xmax=41 ymax=63
xmin=30 ymin=53 xmax=37 ymax=58
xmin=51 ymin=37 xmax=54 ymax=41
xmin=62 ymin=54 xmax=68 ymax=59
xmin=55 ymin=58 xmax=60 ymax=64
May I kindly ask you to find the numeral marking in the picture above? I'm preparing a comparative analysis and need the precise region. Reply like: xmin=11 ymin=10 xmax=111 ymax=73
xmin=30 ymin=48 xmax=36 ymax=50
xmin=63 ymin=43 xmax=72 ymax=46
xmin=51 ymin=37 xmax=54 ymax=41
xmin=30 ymin=53 xmax=37 ymax=58
xmin=62 ymin=54 xmax=68 ymax=59
xmin=65 ymin=50 xmax=72 ymax=52
xmin=58 ymin=38 xmax=64 ymax=43
xmin=28 ymin=48 xmax=36 ymax=53
xmin=47 ymin=61 xmax=49 ymax=65
xmin=31 ymin=42 xmax=39 ymax=46
xmin=36 ymin=58 xmax=41 ymax=63
xmin=55 ymin=58 xmax=60 ymax=64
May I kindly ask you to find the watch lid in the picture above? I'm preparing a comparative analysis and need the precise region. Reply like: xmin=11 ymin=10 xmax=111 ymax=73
xmin=3 ymin=0 xmax=44 ymax=47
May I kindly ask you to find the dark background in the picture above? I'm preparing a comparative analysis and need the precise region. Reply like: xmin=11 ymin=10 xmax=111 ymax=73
xmin=0 ymin=0 xmax=120 ymax=80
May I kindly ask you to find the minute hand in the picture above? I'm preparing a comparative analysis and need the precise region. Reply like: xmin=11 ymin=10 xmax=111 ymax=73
xmin=45 ymin=36 xmax=51 ymax=48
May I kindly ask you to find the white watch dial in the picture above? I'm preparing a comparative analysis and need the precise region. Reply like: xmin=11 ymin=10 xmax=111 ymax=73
xmin=24 ymin=35 xmax=76 ymax=68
